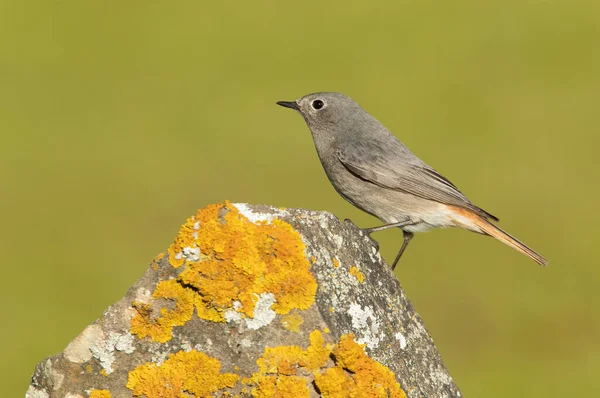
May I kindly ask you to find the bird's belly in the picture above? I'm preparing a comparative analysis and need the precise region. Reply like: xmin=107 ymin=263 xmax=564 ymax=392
xmin=326 ymin=164 xmax=456 ymax=232
xmin=402 ymin=212 xmax=454 ymax=232
xmin=379 ymin=202 xmax=457 ymax=232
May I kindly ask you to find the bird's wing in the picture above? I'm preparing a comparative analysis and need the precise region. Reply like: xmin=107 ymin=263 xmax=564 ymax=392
xmin=336 ymin=138 xmax=499 ymax=221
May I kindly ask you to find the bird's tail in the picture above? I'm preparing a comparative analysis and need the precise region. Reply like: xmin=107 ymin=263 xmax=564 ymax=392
xmin=447 ymin=205 xmax=549 ymax=266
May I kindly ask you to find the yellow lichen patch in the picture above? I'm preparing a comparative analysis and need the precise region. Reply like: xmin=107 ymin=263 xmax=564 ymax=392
xmin=130 ymin=279 xmax=196 ymax=343
xmin=349 ymin=266 xmax=365 ymax=283
xmin=85 ymin=364 xmax=93 ymax=374
xmin=168 ymin=203 xmax=223 ymax=269
xmin=246 ymin=330 xmax=332 ymax=394
xmin=89 ymin=390 xmax=111 ymax=398
xmin=316 ymin=334 xmax=407 ymax=398
xmin=332 ymin=257 xmax=340 ymax=268
xmin=173 ymin=202 xmax=317 ymax=319
xmin=258 ymin=345 xmax=305 ymax=375
xmin=269 ymin=330 xmax=331 ymax=373
xmin=300 ymin=330 xmax=332 ymax=371
xmin=126 ymin=350 xmax=239 ymax=398
xmin=251 ymin=375 xmax=310 ymax=398
xmin=314 ymin=367 xmax=353 ymax=397
xmin=132 ymin=202 xmax=317 ymax=341
xmin=246 ymin=331 xmax=405 ymax=397
xmin=100 ymin=369 xmax=108 ymax=377
xmin=281 ymin=313 xmax=304 ymax=333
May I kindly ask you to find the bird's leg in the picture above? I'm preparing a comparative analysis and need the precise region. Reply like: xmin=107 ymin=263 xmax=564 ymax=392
xmin=391 ymin=231 xmax=414 ymax=270
xmin=363 ymin=218 xmax=412 ymax=234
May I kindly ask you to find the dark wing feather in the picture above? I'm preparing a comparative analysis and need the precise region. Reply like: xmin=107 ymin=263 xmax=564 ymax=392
xmin=337 ymin=139 xmax=499 ymax=221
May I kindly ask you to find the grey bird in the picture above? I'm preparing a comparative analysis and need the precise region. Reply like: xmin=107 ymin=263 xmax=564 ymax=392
xmin=277 ymin=92 xmax=548 ymax=269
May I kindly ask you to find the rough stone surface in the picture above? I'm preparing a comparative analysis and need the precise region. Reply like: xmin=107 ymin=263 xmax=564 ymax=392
xmin=27 ymin=203 xmax=462 ymax=398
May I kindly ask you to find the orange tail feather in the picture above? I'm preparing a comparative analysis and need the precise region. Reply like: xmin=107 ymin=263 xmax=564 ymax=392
xmin=448 ymin=205 xmax=549 ymax=266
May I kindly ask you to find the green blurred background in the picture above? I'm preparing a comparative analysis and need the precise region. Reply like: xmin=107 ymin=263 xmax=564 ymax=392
xmin=1 ymin=1 xmax=598 ymax=396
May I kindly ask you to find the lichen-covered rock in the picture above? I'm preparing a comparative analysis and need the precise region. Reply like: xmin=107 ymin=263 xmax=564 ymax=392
xmin=27 ymin=202 xmax=461 ymax=398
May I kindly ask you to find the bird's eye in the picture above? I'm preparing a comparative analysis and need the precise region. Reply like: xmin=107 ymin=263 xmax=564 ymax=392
xmin=311 ymin=99 xmax=324 ymax=110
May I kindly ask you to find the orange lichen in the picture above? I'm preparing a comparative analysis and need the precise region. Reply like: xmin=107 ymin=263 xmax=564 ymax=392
xmin=314 ymin=367 xmax=352 ymax=396
xmin=89 ymin=390 xmax=111 ymax=398
xmin=349 ymin=266 xmax=365 ymax=283
xmin=132 ymin=202 xmax=317 ymax=342
xmin=251 ymin=375 xmax=310 ymax=398
xmin=315 ymin=334 xmax=407 ymax=398
xmin=257 ymin=345 xmax=305 ymax=375
xmin=249 ymin=330 xmax=332 ymax=394
xmin=122 ymin=331 xmax=405 ymax=396
xmin=245 ymin=331 xmax=406 ymax=397
xmin=126 ymin=350 xmax=239 ymax=398
xmin=281 ymin=313 xmax=304 ymax=333
xmin=130 ymin=279 xmax=196 ymax=343
xmin=175 ymin=202 xmax=316 ymax=318
xmin=300 ymin=330 xmax=332 ymax=371
xmin=332 ymin=257 xmax=340 ymax=268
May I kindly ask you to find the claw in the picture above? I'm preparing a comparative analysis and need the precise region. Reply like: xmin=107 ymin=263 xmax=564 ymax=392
xmin=370 ymin=238 xmax=380 ymax=251
xmin=344 ymin=218 xmax=358 ymax=228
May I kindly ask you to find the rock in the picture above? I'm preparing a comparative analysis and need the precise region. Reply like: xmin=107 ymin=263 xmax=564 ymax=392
xmin=27 ymin=202 xmax=462 ymax=398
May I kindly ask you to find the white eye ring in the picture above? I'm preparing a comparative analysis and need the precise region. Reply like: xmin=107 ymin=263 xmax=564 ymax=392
xmin=311 ymin=99 xmax=325 ymax=110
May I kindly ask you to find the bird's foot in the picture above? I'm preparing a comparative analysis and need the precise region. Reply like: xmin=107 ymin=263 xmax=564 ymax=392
xmin=344 ymin=218 xmax=379 ymax=250
xmin=369 ymin=237 xmax=380 ymax=251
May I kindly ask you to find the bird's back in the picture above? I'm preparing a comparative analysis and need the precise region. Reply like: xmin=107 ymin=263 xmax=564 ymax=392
xmin=324 ymin=110 xmax=498 ymax=222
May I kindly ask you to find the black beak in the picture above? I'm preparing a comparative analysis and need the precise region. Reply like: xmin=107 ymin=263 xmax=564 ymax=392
xmin=276 ymin=101 xmax=300 ymax=111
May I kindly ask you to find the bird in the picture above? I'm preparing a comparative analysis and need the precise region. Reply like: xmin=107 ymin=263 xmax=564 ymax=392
xmin=277 ymin=92 xmax=548 ymax=269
